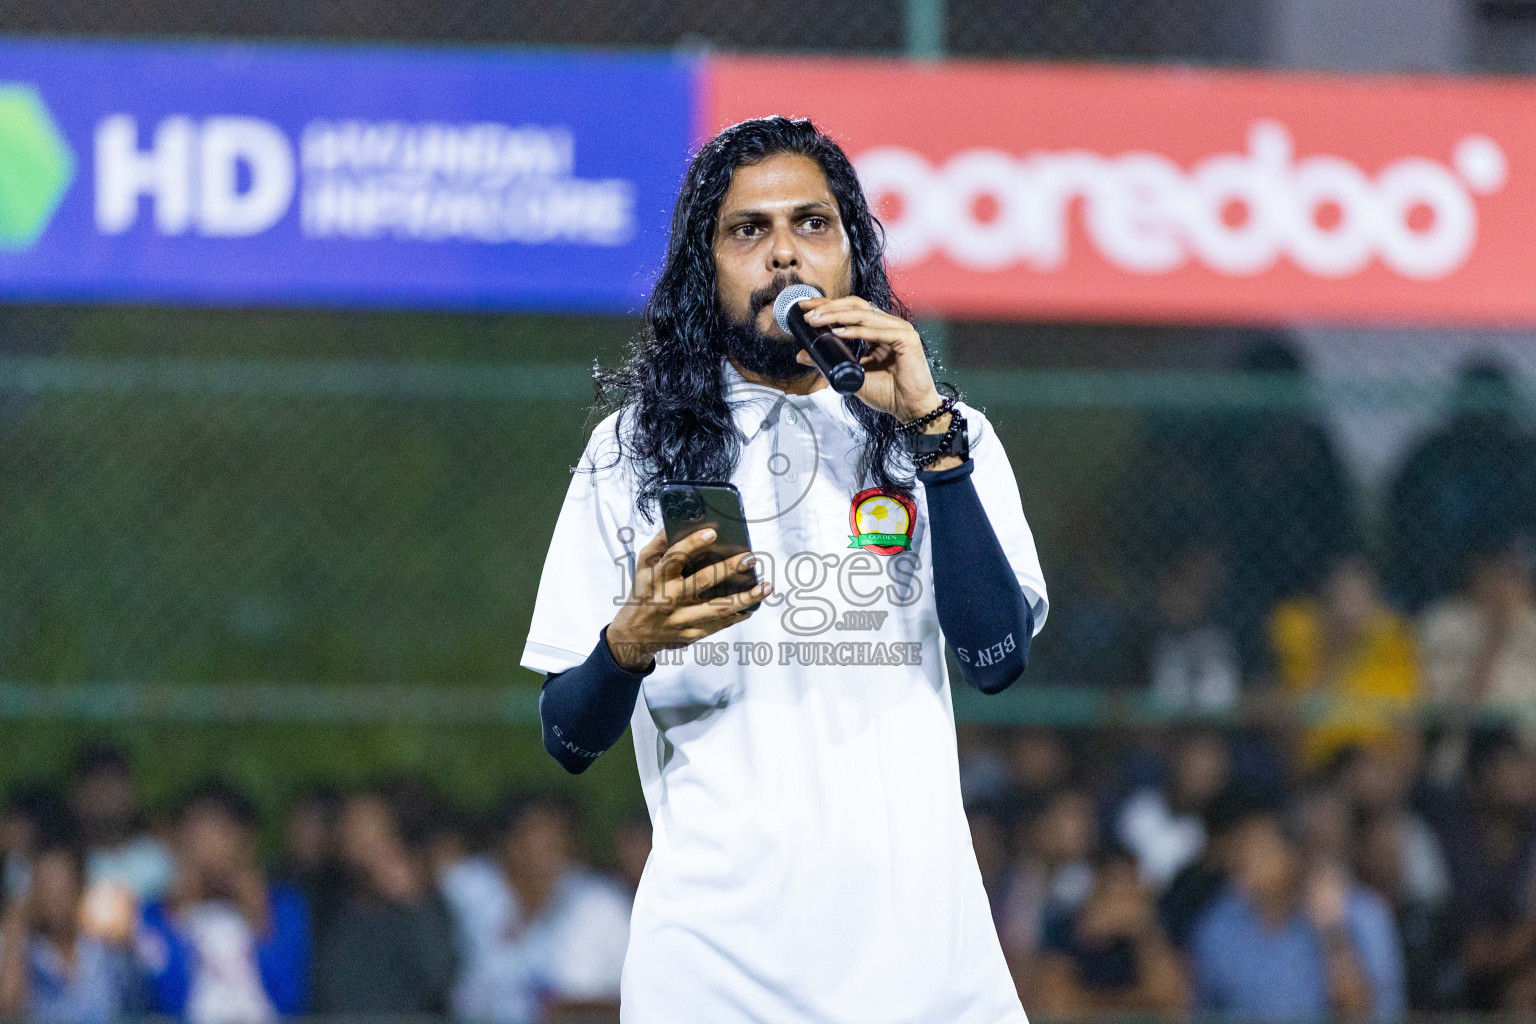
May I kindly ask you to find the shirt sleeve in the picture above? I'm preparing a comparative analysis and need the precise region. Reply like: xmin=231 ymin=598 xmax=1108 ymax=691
xmin=959 ymin=402 xmax=1049 ymax=635
xmin=522 ymin=412 xmax=644 ymax=675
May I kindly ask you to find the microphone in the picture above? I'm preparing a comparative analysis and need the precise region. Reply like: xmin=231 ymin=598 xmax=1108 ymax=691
xmin=772 ymin=284 xmax=866 ymax=395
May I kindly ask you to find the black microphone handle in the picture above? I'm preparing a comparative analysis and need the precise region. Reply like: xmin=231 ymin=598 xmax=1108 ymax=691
xmin=786 ymin=304 xmax=866 ymax=395
xmin=806 ymin=333 xmax=866 ymax=394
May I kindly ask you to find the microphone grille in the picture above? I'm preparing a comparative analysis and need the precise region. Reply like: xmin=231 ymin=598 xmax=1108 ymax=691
xmin=772 ymin=283 xmax=824 ymax=332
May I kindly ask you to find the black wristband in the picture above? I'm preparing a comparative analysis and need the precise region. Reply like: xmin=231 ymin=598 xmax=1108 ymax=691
xmin=910 ymin=411 xmax=969 ymax=469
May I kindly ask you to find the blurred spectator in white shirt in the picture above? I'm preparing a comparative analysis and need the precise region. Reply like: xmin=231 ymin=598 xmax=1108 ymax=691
xmin=1421 ymin=531 xmax=1536 ymax=724
xmin=445 ymin=793 xmax=630 ymax=1024
xmin=1331 ymin=742 xmax=1449 ymax=909
xmin=1144 ymin=546 xmax=1243 ymax=714
xmin=68 ymin=745 xmax=173 ymax=945
xmin=1117 ymin=729 xmax=1233 ymax=888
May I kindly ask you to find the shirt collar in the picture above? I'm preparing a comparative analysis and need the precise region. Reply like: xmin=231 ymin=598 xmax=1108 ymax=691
xmin=723 ymin=359 xmax=854 ymax=440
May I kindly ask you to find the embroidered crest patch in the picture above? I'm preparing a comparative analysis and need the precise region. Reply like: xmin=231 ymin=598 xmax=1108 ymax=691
xmin=848 ymin=487 xmax=916 ymax=554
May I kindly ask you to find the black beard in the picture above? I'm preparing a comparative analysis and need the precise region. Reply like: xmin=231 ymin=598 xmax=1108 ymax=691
xmin=718 ymin=274 xmax=818 ymax=386
xmin=720 ymin=314 xmax=816 ymax=385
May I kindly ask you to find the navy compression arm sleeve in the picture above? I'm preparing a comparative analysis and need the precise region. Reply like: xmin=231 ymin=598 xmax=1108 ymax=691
xmin=539 ymin=626 xmax=653 ymax=774
xmin=919 ymin=458 xmax=1035 ymax=694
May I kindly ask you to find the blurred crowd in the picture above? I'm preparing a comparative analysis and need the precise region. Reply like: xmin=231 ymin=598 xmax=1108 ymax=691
xmin=960 ymin=719 xmax=1536 ymax=1021
xmin=964 ymin=346 xmax=1536 ymax=1024
xmin=1 ymin=345 xmax=1533 ymax=1024
xmin=12 ymin=726 xmax=1536 ymax=1024
xmin=0 ymin=745 xmax=650 ymax=1024
xmin=961 ymin=344 xmax=1536 ymax=1023
xmin=1049 ymin=346 xmax=1536 ymax=751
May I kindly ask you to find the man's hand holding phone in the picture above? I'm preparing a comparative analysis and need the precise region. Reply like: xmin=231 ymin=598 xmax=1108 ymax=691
xmin=606 ymin=528 xmax=771 ymax=672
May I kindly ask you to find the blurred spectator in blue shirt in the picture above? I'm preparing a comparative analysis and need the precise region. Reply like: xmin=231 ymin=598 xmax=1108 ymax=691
xmin=0 ymin=835 xmax=138 ymax=1024
xmin=1192 ymin=810 xmax=1405 ymax=1022
xmin=444 ymin=793 xmax=629 ymax=1024
xmin=137 ymin=782 xmax=309 ymax=1023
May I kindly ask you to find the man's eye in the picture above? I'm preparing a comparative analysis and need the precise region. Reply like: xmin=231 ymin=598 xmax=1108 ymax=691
xmin=804 ymin=218 xmax=826 ymax=230
xmin=735 ymin=224 xmax=761 ymax=238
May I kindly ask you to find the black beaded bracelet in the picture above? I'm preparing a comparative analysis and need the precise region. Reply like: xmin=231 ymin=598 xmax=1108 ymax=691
xmin=895 ymin=394 xmax=958 ymax=435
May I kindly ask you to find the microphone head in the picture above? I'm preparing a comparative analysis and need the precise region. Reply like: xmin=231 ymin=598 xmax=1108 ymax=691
xmin=772 ymin=283 xmax=825 ymax=333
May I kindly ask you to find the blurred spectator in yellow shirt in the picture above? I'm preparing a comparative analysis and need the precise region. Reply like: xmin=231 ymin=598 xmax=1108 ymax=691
xmin=1270 ymin=553 xmax=1421 ymax=768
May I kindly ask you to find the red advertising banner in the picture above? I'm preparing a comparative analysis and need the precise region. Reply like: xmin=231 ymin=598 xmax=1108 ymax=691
xmin=703 ymin=57 xmax=1536 ymax=327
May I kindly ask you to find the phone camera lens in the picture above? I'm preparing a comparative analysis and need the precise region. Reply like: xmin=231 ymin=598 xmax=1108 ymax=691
xmin=663 ymin=489 xmax=705 ymax=522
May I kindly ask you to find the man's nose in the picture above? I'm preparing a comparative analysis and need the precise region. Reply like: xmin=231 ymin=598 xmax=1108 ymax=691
xmin=769 ymin=227 xmax=798 ymax=270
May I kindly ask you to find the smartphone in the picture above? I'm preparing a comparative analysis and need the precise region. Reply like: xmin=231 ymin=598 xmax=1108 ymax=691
xmin=658 ymin=481 xmax=759 ymax=608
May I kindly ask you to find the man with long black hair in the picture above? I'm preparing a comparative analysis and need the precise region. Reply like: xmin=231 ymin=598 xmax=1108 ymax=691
xmin=522 ymin=116 xmax=1048 ymax=1022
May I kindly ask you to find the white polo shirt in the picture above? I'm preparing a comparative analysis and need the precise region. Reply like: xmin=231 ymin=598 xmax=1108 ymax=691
xmin=522 ymin=361 xmax=1048 ymax=1024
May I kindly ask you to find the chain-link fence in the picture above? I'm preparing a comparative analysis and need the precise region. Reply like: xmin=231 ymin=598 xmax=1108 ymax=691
xmin=2 ymin=309 xmax=1534 ymax=1017
xmin=0 ymin=0 xmax=1265 ymax=63
xmin=1 ymin=309 xmax=1532 ymax=699
xmin=4 ymin=0 xmax=1532 ymax=71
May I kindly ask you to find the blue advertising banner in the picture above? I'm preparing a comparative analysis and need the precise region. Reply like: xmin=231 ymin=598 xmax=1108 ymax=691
xmin=0 ymin=39 xmax=697 ymax=311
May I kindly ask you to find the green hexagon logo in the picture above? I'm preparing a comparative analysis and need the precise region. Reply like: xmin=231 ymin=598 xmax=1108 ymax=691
xmin=0 ymin=84 xmax=74 ymax=250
